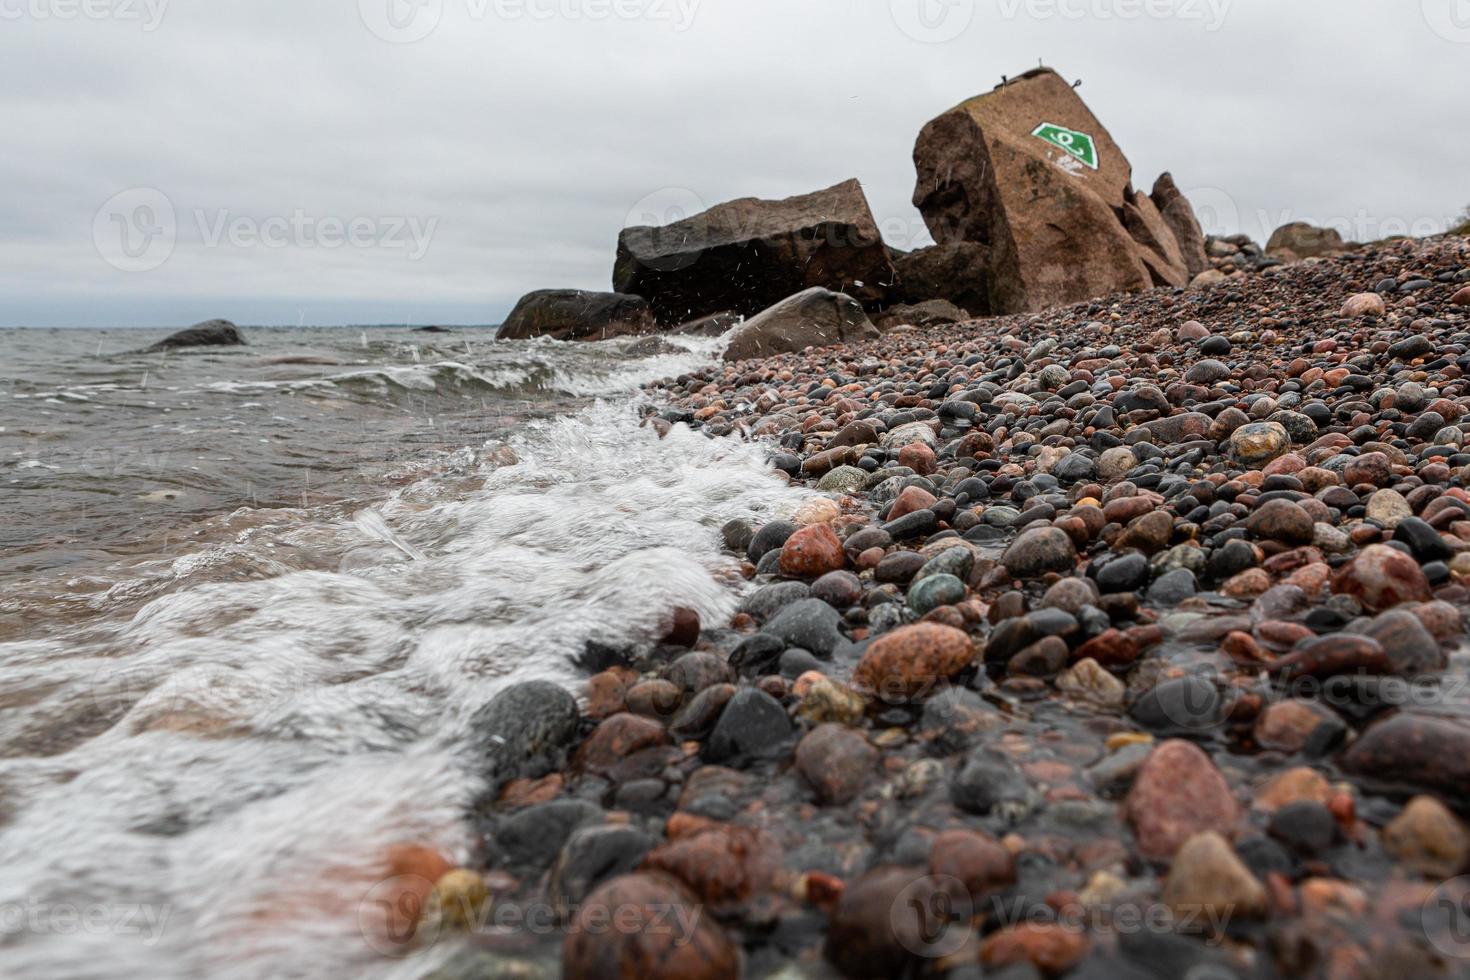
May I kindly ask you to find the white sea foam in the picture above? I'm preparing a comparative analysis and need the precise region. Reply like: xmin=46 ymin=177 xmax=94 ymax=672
xmin=0 ymin=377 xmax=804 ymax=977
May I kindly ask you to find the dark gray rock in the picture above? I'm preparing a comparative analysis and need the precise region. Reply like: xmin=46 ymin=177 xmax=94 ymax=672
xmin=705 ymin=687 xmax=793 ymax=763
xmin=616 ymin=179 xmax=895 ymax=324
xmin=472 ymin=680 xmax=579 ymax=786
xmin=549 ymin=824 xmax=655 ymax=915
xmin=762 ymin=598 xmax=845 ymax=658
xmin=493 ymin=799 xmax=603 ymax=869
xmin=739 ymin=580 xmax=809 ymax=621
xmin=950 ymin=745 xmax=1031 ymax=817
xmin=497 ymin=289 xmax=656 ymax=341
xmin=1129 ymin=675 xmax=1226 ymax=735
xmin=143 ymin=319 xmax=244 ymax=352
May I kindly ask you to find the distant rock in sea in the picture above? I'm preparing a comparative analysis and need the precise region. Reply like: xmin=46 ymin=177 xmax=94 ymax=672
xmin=143 ymin=319 xmax=245 ymax=352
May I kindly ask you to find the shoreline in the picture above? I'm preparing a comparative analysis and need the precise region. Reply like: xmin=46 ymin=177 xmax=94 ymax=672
xmin=434 ymin=233 xmax=1470 ymax=979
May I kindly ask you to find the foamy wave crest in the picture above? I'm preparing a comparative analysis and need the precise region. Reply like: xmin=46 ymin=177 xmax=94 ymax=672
xmin=0 ymin=400 xmax=805 ymax=979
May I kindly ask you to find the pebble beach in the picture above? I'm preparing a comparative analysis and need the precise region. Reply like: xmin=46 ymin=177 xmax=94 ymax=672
xmin=427 ymin=233 xmax=1470 ymax=980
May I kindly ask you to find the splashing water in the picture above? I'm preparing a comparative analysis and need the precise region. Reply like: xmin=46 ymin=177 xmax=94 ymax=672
xmin=0 ymin=329 xmax=808 ymax=978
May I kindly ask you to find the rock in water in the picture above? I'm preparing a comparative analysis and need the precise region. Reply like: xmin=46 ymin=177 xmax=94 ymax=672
xmin=1161 ymin=832 xmax=1267 ymax=920
xmin=144 ymin=319 xmax=244 ymax=352
xmin=562 ymin=873 xmax=740 ymax=980
xmin=614 ymin=179 xmax=896 ymax=324
xmin=498 ymin=289 xmax=656 ymax=341
xmin=1382 ymin=796 xmax=1470 ymax=878
xmin=912 ymin=67 xmax=1191 ymax=314
xmin=1342 ymin=712 xmax=1470 ymax=804
xmin=778 ymin=523 xmax=845 ymax=578
xmin=1150 ymin=172 xmax=1208 ymax=278
xmin=825 ymin=866 xmax=954 ymax=978
xmin=471 ymin=680 xmax=580 ymax=786
xmin=1124 ymin=740 xmax=1240 ymax=861
xmin=721 ymin=288 xmax=879 ymax=362
xmin=853 ymin=622 xmax=975 ymax=699
xmin=795 ymin=724 xmax=878 ymax=805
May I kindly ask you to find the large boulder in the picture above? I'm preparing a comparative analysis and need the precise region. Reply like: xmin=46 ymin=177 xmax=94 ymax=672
xmin=1266 ymin=221 xmax=1349 ymax=259
xmin=891 ymin=242 xmax=991 ymax=314
xmin=144 ymin=319 xmax=244 ymax=352
xmin=721 ymin=288 xmax=878 ymax=362
xmin=912 ymin=67 xmax=1191 ymax=314
xmin=614 ymin=179 xmax=896 ymax=324
xmin=1150 ymin=173 xmax=1209 ymax=278
xmin=498 ymin=289 xmax=656 ymax=342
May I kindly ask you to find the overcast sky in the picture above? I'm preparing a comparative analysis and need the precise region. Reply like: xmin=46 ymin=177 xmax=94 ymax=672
xmin=1 ymin=0 xmax=1466 ymax=327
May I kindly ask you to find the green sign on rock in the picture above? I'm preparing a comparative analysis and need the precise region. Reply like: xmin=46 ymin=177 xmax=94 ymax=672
xmin=1032 ymin=122 xmax=1098 ymax=170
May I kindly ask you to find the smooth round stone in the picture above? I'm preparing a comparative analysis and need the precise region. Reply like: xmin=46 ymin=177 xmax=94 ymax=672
xmin=875 ymin=550 xmax=927 ymax=584
xmin=1052 ymin=452 xmax=1097 ymax=483
xmin=816 ymin=465 xmax=869 ymax=493
xmin=705 ymin=688 xmax=793 ymax=763
xmin=473 ymin=681 xmax=580 ymax=783
xmin=883 ymin=509 xmax=938 ymax=541
xmin=1184 ymin=359 xmax=1230 ymax=385
xmin=1001 ymin=526 xmax=1078 ymax=579
xmin=779 ymin=648 xmax=823 ymax=679
xmin=1246 ymin=499 xmax=1315 ymax=544
xmin=882 ymin=421 xmax=938 ymax=449
xmin=1130 ymin=675 xmax=1227 ymax=734
xmin=951 ymin=746 xmax=1030 ymax=816
xmin=1365 ymin=489 xmax=1411 ymax=529
xmin=1038 ymin=364 xmax=1070 ymax=389
xmin=1096 ymin=552 xmax=1150 ymax=594
xmin=1268 ymin=410 xmax=1317 ymax=443
xmin=1229 ymin=422 xmax=1290 ymax=468
xmin=917 ymin=546 xmax=974 ymax=583
xmin=810 ymin=570 xmax=863 ymax=608
xmin=739 ymin=581 xmax=810 ymax=622
xmin=762 ymin=599 xmax=845 ymax=658
xmin=747 ymin=520 xmax=798 ymax=562
xmin=1146 ymin=568 xmax=1198 ymax=604
xmin=1394 ymin=517 xmax=1453 ymax=563
xmin=908 ymin=573 xmax=966 ymax=615
xmin=982 ymin=506 xmax=1023 ymax=527
xmin=1268 ymin=801 xmax=1338 ymax=857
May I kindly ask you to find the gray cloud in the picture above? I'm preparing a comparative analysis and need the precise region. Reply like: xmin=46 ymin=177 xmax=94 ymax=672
xmin=0 ymin=0 xmax=1465 ymax=326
